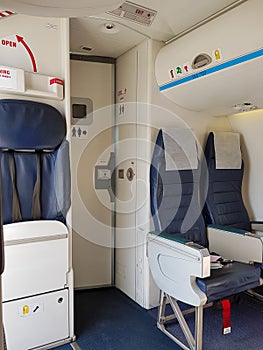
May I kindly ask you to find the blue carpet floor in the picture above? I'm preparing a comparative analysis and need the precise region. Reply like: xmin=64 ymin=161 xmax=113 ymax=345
xmin=53 ymin=288 xmax=263 ymax=350
xmin=53 ymin=287 xmax=177 ymax=350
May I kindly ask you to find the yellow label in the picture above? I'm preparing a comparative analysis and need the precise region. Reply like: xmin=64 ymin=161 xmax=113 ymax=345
xmin=214 ymin=49 xmax=221 ymax=60
xmin=22 ymin=305 xmax=29 ymax=315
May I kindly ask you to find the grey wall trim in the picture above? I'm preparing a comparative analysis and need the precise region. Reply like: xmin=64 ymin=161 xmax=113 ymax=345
xmin=70 ymin=54 xmax=116 ymax=64
xmin=4 ymin=234 xmax=68 ymax=246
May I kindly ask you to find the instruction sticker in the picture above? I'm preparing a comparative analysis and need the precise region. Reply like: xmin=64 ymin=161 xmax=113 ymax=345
xmin=0 ymin=66 xmax=18 ymax=90
xmin=118 ymin=88 xmax=127 ymax=102
xmin=169 ymin=69 xmax=175 ymax=80
xmin=49 ymin=77 xmax=64 ymax=86
xmin=19 ymin=302 xmax=44 ymax=317
xmin=183 ymin=62 xmax=192 ymax=74
xmin=212 ymin=48 xmax=223 ymax=62
xmin=175 ymin=65 xmax=183 ymax=78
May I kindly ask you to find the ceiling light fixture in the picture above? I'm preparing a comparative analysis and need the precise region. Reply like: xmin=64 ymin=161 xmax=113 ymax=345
xmin=101 ymin=23 xmax=119 ymax=34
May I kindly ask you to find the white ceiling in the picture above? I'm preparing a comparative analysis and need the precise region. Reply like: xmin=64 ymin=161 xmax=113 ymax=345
xmin=0 ymin=0 xmax=246 ymax=58
xmin=0 ymin=0 xmax=122 ymax=17
xmin=70 ymin=0 xmax=244 ymax=58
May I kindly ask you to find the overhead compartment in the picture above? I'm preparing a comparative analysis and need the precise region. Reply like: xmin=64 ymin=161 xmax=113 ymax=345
xmin=155 ymin=0 xmax=263 ymax=116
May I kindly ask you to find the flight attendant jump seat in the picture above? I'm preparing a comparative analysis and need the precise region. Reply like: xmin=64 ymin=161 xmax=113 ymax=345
xmin=0 ymin=100 xmax=74 ymax=350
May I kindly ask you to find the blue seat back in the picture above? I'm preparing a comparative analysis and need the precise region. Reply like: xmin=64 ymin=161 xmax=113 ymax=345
xmin=0 ymin=99 xmax=70 ymax=224
xmin=203 ymin=132 xmax=251 ymax=231
xmin=150 ymin=129 xmax=208 ymax=247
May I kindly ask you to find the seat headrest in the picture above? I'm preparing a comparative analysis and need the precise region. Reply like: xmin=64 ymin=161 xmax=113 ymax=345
xmin=0 ymin=99 xmax=66 ymax=150
xmin=213 ymin=131 xmax=242 ymax=169
xmin=162 ymin=128 xmax=198 ymax=170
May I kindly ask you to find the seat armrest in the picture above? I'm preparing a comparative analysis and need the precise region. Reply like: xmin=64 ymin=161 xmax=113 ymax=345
xmin=207 ymin=225 xmax=263 ymax=263
xmin=251 ymin=221 xmax=263 ymax=233
xmin=147 ymin=232 xmax=210 ymax=307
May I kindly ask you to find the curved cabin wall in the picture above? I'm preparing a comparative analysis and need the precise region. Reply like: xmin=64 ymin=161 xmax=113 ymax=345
xmin=229 ymin=111 xmax=263 ymax=221
xmin=155 ymin=0 xmax=263 ymax=117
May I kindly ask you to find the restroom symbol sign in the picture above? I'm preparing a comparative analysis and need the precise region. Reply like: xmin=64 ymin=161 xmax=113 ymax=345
xmin=71 ymin=126 xmax=88 ymax=139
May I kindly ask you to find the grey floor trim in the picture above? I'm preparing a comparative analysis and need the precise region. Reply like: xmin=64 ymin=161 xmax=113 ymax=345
xmin=70 ymin=342 xmax=82 ymax=350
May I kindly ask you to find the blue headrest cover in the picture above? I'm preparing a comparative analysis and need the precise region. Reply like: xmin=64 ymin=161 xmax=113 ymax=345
xmin=0 ymin=99 xmax=66 ymax=150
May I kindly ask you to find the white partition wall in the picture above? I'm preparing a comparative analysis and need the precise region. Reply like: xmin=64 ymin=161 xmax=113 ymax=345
xmin=115 ymin=49 xmax=138 ymax=301
xmin=70 ymin=59 xmax=115 ymax=289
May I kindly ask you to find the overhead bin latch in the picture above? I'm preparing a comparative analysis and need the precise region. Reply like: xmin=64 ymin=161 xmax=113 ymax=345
xmin=192 ymin=53 xmax=212 ymax=69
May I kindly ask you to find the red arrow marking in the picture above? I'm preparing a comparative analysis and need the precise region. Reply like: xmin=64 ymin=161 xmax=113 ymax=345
xmin=16 ymin=35 xmax=37 ymax=72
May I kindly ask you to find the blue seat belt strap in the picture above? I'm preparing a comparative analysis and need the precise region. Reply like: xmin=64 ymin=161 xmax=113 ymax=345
xmin=8 ymin=151 xmax=22 ymax=222
xmin=31 ymin=151 xmax=42 ymax=220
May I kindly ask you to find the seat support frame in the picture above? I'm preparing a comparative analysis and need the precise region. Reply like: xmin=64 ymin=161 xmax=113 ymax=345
xmin=157 ymin=290 xmax=212 ymax=350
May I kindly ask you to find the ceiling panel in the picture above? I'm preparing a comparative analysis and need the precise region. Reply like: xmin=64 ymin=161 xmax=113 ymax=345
xmin=70 ymin=17 xmax=146 ymax=57
xmin=0 ymin=0 xmax=122 ymax=17
xmin=0 ymin=0 xmax=246 ymax=58
xmin=70 ymin=0 xmax=245 ymax=57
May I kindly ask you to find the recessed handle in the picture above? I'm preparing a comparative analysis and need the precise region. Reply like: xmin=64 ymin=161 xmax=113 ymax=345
xmin=126 ymin=167 xmax=135 ymax=181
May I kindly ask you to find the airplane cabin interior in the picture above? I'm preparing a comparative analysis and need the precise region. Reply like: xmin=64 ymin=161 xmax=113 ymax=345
xmin=0 ymin=1 xmax=262 ymax=350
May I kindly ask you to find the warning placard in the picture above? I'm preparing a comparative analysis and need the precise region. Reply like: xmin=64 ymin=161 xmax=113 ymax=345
xmin=0 ymin=66 xmax=18 ymax=90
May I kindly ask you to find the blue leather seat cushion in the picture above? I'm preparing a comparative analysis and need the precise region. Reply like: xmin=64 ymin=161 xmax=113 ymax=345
xmin=197 ymin=262 xmax=261 ymax=302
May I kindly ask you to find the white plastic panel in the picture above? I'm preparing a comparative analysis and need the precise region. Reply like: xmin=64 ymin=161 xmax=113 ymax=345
xmin=115 ymin=48 xmax=138 ymax=302
xmin=3 ymin=289 xmax=69 ymax=350
xmin=2 ymin=222 xmax=69 ymax=301
xmin=0 ymin=66 xmax=64 ymax=100
xmin=147 ymin=234 xmax=210 ymax=307
xmin=207 ymin=226 xmax=263 ymax=263
xmin=162 ymin=56 xmax=263 ymax=116
xmin=3 ymin=220 xmax=68 ymax=241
